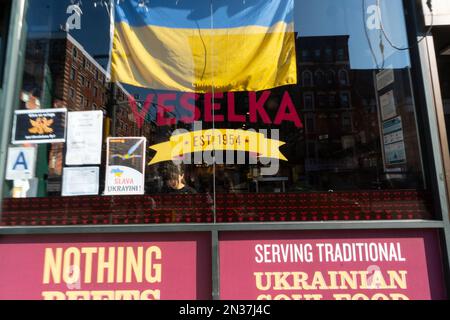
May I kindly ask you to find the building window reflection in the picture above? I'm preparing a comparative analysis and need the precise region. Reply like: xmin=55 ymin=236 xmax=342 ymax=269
xmin=340 ymin=92 xmax=351 ymax=108
xmin=315 ymin=70 xmax=325 ymax=86
xmin=326 ymin=70 xmax=335 ymax=85
xmin=301 ymin=49 xmax=311 ymax=62
xmin=325 ymin=47 xmax=333 ymax=62
xmin=302 ymin=70 xmax=314 ymax=87
xmin=339 ymin=69 xmax=349 ymax=86
xmin=303 ymin=92 xmax=314 ymax=110
xmin=314 ymin=48 xmax=321 ymax=60
xmin=337 ymin=48 xmax=346 ymax=61
xmin=318 ymin=93 xmax=327 ymax=108
xmin=70 ymin=67 xmax=76 ymax=81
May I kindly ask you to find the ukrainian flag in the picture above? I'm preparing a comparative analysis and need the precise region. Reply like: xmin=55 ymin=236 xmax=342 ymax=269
xmin=111 ymin=0 xmax=297 ymax=93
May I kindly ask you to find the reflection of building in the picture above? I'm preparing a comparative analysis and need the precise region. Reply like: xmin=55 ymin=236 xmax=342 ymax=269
xmin=188 ymin=35 xmax=384 ymax=193
xmin=23 ymin=33 xmax=110 ymax=112
xmin=22 ymin=32 xmax=149 ymax=194
xmin=297 ymin=36 xmax=382 ymax=189
xmin=297 ymin=35 xmax=423 ymax=190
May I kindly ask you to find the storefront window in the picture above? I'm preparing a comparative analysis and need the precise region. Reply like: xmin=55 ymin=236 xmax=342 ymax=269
xmin=0 ymin=0 xmax=434 ymax=226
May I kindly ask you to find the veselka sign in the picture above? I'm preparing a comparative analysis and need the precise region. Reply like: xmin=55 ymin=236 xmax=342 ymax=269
xmin=128 ymin=91 xmax=303 ymax=129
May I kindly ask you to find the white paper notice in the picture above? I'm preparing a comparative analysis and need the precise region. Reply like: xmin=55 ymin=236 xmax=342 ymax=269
xmin=62 ymin=167 xmax=100 ymax=196
xmin=384 ymin=130 xmax=404 ymax=145
xmin=66 ymin=111 xmax=103 ymax=165
xmin=384 ymin=141 xmax=407 ymax=165
xmin=380 ymin=90 xmax=397 ymax=121
xmin=376 ymin=69 xmax=395 ymax=91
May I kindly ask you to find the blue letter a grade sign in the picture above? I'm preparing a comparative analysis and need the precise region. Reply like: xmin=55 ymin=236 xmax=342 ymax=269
xmin=6 ymin=147 xmax=36 ymax=181
xmin=13 ymin=152 xmax=29 ymax=170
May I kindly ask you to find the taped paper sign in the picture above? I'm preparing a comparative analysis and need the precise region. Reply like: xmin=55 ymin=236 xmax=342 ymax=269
xmin=105 ymin=137 xmax=147 ymax=195
xmin=12 ymin=108 xmax=67 ymax=144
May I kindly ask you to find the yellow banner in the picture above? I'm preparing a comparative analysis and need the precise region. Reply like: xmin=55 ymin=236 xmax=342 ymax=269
xmin=148 ymin=129 xmax=287 ymax=165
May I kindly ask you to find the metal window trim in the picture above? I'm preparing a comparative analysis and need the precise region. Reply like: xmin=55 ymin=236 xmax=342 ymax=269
xmin=420 ymin=34 xmax=450 ymax=298
xmin=421 ymin=36 xmax=450 ymax=217
xmin=0 ymin=220 xmax=445 ymax=236
xmin=211 ymin=229 xmax=220 ymax=301
xmin=416 ymin=36 xmax=450 ymax=226
xmin=405 ymin=0 xmax=450 ymax=297
xmin=0 ymin=0 xmax=27 ymax=221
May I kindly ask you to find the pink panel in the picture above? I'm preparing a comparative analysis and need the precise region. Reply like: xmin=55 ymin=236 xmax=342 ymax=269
xmin=0 ymin=233 xmax=211 ymax=300
xmin=219 ymin=230 xmax=446 ymax=300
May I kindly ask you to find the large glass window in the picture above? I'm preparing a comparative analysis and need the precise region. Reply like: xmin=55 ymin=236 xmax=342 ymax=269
xmin=0 ymin=0 xmax=434 ymax=226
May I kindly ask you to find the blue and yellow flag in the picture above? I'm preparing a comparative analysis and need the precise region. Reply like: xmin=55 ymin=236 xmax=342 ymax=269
xmin=111 ymin=0 xmax=297 ymax=93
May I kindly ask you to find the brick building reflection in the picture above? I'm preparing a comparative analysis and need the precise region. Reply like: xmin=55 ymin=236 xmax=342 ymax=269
xmin=296 ymin=35 xmax=380 ymax=190
xmin=225 ymin=34 xmax=423 ymax=192
xmin=295 ymin=35 xmax=422 ymax=190
xmin=21 ymin=32 xmax=152 ymax=195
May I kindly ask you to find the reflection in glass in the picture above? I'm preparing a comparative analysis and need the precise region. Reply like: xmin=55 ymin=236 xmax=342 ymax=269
xmin=0 ymin=0 xmax=433 ymax=226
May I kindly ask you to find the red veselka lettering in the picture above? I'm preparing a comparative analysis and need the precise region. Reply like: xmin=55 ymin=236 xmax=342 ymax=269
xmin=127 ymin=91 xmax=303 ymax=129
